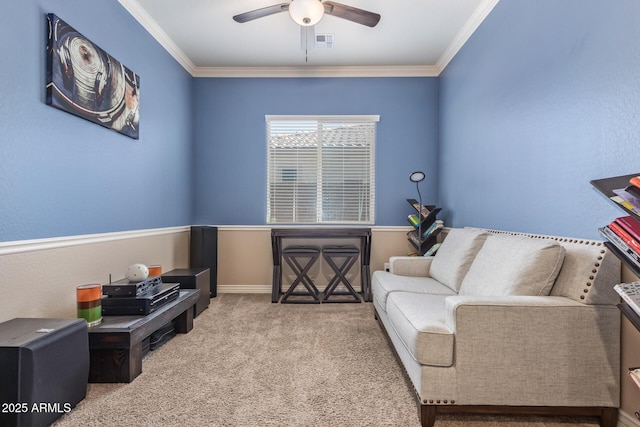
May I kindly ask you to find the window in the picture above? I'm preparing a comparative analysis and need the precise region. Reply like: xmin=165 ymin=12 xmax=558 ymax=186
xmin=266 ymin=115 xmax=378 ymax=224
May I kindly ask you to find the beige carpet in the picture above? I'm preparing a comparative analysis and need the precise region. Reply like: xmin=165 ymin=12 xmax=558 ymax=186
xmin=53 ymin=294 xmax=600 ymax=427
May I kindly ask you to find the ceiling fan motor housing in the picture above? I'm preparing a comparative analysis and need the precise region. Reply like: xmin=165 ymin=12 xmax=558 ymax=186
xmin=289 ymin=0 xmax=325 ymax=26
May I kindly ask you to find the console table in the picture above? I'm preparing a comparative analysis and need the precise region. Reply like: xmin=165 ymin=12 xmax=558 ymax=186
xmin=88 ymin=289 xmax=199 ymax=383
xmin=271 ymin=227 xmax=372 ymax=303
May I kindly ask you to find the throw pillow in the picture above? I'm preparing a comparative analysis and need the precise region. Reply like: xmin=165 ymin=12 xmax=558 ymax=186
xmin=458 ymin=234 xmax=566 ymax=297
xmin=429 ymin=228 xmax=489 ymax=292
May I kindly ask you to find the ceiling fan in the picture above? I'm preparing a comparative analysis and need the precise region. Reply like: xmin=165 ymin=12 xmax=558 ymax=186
xmin=233 ymin=0 xmax=381 ymax=28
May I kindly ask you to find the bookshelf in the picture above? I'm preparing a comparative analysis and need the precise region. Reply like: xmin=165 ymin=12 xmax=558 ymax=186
xmin=591 ymin=173 xmax=640 ymax=281
xmin=621 ymin=299 xmax=640 ymax=395
xmin=619 ymin=303 xmax=640 ymax=332
xmin=591 ymin=173 xmax=640 ymax=222
xmin=603 ymin=241 xmax=640 ymax=278
xmin=592 ymin=173 xmax=640 ymax=401
xmin=406 ymin=199 xmax=441 ymax=256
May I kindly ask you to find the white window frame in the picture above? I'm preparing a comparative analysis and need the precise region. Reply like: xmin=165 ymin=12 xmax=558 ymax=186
xmin=266 ymin=115 xmax=378 ymax=225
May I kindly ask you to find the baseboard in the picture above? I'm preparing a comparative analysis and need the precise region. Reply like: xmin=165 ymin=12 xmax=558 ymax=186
xmin=217 ymin=284 xmax=364 ymax=294
xmin=218 ymin=284 xmax=271 ymax=294
xmin=619 ymin=410 xmax=640 ymax=427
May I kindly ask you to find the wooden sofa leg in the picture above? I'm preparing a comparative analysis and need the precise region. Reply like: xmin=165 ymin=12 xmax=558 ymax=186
xmin=600 ymin=407 xmax=618 ymax=427
xmin=419 ymin=405 xmax=437 ymax=427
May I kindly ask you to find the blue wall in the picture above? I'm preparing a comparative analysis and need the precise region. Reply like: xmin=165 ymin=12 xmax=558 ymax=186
xmin=439 ymin=0 xmax=640 ymax=238
xmin=192 ymin=77 xmax=439 ymax=226
xmin=4 ymin=0 xmax=637 ymax=241
xmin=0 ymin=0 xmax=193 ymax=241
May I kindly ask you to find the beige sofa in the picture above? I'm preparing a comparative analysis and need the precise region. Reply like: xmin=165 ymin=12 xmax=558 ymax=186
xmin=372 ymin=227 xmax=621 ymax=427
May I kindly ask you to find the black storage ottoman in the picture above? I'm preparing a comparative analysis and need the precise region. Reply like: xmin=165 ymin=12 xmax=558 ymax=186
xmin=0 ymin=318 xmax=89 ymax=427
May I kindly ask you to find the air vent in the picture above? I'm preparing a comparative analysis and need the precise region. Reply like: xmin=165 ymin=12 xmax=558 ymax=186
xmin=315 ymin=34 xmax=334 ymax=49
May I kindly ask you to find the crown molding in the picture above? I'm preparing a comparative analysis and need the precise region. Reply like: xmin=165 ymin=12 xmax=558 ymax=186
xmin=119 ymin=0 xmax=499 ymax=78
xmin=436 ymin=0 xmax=501 ymax=73
xmin=192 ymin=65 xmax=439 ymax=78
xmin=117 ymin=0 xmax=197 ymax=75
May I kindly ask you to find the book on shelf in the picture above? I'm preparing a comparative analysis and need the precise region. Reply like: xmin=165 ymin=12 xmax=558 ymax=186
xmin=630 ymin=176 xmax=640 ymax=189
xmin=422 ymin=220 xmax=444 ymax=238
xmin=615 ymin=215 xmax=640 ymax=242
xmin=629 ymin=367 xmax=640 ymax=390
xmin=407 ymin=229 xmax=435 ymax=246
xmin=609 ymin=220 xmax=640 ymax=253
xmin=407 ymin=221 xmax=443 ymax=242
xmin=614 ymin=186 xmax=640 ymax=206
xmin=598 ymin=227 xmax=640 ymax=269
xmin=407 ymin=229 xmax=421 ymax=246
xmin=614 ymin=282 xmax=640 ymax=317
xmin=624 ymin=184 xmax=640 ymax=200
xmin=407 ymin=199 xmax=431 ymax=218
xmin=414 ymin=204 xmax=431 ymax=218
xmin=424 ymin=243 xmax=441 ymax=257
xmin=611 ymin=187 xmax=640 ymax=216
xmin=408 ymin=214 xmax=420 ymax=227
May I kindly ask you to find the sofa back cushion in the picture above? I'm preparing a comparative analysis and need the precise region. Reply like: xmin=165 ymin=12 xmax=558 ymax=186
xmin=429 ymin=228 xmax=489 ymax=292
xmin=549 ymin=238 xmax=620 ymax=304
xmin=458 ymin=234 xmax=566 ymax=296
xmin=464 ymin=228 xmax=622 ymax=305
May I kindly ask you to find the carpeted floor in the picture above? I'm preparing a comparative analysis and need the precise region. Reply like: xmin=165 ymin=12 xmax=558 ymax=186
xmin=53 ymin=294 xmax=600 ymax=427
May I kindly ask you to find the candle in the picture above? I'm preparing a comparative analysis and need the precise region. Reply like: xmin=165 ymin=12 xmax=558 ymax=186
xmin=77 ymin=284 xmax=102 ymax=327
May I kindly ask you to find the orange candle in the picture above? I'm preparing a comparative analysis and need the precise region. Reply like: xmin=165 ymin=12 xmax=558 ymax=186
xmin=147 ymin=265 xmax=162 ymax=277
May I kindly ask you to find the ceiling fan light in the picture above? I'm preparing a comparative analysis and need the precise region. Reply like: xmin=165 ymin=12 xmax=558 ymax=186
xmin=289 ymin=0 xmax=324 ymax=26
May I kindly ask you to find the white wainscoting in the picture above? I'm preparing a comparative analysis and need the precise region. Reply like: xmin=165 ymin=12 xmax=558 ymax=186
xmin=0 ymin=227 xmax=190 ymax=322
xmin=216 ymin=225 xmax=413 ymax=294
xmin=0 ymin=225 xmax=413 ymax=319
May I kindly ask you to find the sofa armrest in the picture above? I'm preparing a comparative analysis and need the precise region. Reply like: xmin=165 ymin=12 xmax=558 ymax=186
xmin=443 ymin=295 xmax=620 ymax=333
xmin=442 ymin=295 xmax=620 ymax=406
xmin=444 ymin=294 xmax=585 ymax=315
xmin=389 ymin=256 xmax=434 ymax=277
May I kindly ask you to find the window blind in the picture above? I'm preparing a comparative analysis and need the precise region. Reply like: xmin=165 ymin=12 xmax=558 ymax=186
xmin=266 ymin=115 xmax=378 ymax=224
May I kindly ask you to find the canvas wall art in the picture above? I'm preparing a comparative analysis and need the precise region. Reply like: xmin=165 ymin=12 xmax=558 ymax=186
xmin=46 ymin=13 xmax=140 ymax=139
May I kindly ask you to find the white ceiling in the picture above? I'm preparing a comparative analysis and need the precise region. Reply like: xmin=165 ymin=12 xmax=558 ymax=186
xmin=118 ymin=0 xmax=499 ymax=77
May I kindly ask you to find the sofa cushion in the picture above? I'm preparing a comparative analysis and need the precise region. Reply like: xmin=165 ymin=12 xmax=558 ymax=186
xmin=458 ymin=234 xmax=566 ymax=297
xmin=386 ymin=292 xmax=454 ymax=366
xmin=429 ymin=228 xmax=489 ymax=292
xmin=372 ymin=271 xmax=456 ymax=313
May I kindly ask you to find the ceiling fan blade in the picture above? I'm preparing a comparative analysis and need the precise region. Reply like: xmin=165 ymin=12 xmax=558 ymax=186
xmin=323 ymin=1 xmax=380 ymax=27
xmin=233 ymin=3 xmax=289 ymax=23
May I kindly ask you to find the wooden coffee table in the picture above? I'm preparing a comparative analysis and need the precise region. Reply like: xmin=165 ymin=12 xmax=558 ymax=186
xmin=88 ymin=289 xmax=199 ymax=383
